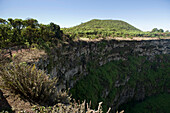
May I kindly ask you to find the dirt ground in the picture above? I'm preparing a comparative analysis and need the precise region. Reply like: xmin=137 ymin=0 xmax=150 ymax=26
xmin=0 ymin=88 xmax=34 ymax=112
xmin=78 ymin=37 xmax=170 ymax=42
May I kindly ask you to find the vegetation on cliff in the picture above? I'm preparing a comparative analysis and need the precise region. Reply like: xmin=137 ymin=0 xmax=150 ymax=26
xmin=120 ymin=93 xmax=170 ymax=113
xmin=70 ymin=55 xmax=170 ymax=112
xmin=0 ymin=61 xmax=112 ymax=112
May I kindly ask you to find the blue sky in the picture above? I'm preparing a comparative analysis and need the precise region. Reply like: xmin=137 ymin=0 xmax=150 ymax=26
xmin=0 ymin=0 xmax=170 ymax=31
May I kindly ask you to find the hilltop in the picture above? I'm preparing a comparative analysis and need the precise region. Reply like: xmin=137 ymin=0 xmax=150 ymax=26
xmin=69 ymin=19 xmax=141 ymax=31
xmin=63 ymin=19 xmax=169 ymax=39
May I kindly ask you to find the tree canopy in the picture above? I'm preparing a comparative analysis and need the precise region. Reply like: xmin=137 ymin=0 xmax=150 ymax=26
xmin=0 ymin=18 xmax=69 ymax=48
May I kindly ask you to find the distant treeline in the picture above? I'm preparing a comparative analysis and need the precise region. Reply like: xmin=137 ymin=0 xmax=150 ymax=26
xmin=0 ymin=18 xmax=69 ymax=48
xmin=63 ymin=19 xmax=170 ymax=39
xmin=0 ymin=18 xmax=170 ymax=48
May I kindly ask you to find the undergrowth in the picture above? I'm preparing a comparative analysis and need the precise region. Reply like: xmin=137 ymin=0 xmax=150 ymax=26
xmin=120 ymin=93 xmax=170 ymax=113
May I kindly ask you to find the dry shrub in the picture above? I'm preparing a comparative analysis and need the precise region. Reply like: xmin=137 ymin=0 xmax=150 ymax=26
xmin=0 ymin=63 xmax=69 ymax=105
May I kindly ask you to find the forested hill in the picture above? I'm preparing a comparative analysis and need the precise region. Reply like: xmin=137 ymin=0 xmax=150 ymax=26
xmin=63 ymin=19 xmax=170 ymax=39
xmin=66 ymin=19 xmax=141 ymax=32
xmin=63 ymin=19 xmax=144 ymax=39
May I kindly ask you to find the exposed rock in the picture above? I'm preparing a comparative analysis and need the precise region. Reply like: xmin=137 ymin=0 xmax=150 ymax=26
xmin=35 ymin=39 xmax=170 ymax=90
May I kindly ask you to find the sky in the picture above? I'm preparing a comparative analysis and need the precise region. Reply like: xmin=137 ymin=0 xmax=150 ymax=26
xmin=0 ymin=0 xmax=170 ymax=31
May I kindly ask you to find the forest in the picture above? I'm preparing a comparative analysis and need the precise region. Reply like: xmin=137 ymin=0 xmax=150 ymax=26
xmin=0 ymin=18 xmax=70 ymax=49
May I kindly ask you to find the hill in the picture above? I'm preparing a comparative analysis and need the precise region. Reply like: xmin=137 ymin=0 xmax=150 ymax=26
xmin=71 ymin=19 xmax=141 ymax=31
xmin=63 ymin=19 xmax=170 ymax=39
xmin=63 ymin=19 xmax=143 ymax=39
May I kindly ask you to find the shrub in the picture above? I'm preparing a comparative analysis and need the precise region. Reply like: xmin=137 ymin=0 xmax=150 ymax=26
xmin=0 ymin=63 xmax=70 ymax=105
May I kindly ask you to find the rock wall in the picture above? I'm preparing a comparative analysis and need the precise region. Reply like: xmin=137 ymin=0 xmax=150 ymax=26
xmin=36 ymin=39 xmax=170 ymax=89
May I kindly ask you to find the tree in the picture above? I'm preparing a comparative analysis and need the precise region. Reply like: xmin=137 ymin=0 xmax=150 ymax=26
xmin=0 ymin=18 xmax=8 ymax=24
xmin=0 ymin=18 xmax=65 ymax=48
xmin=151 ymin=28 xmax=159 ymax=32
xmin=25 ymin=18 xmax=39 ymax=28
xmin=0 ymin=24 xmax=12 ymax=47
xmin=49 ymin=22 xmax=61 ymax=39
xmin=0 ymin=18 xmax=12 ymax=47
xmin=165 ymin=30 xmax=169 ymax=33
xmin=159 ymin=29 xmax=164 ymax=33
xmin=8 ymin=18 xmax=18 ymax=43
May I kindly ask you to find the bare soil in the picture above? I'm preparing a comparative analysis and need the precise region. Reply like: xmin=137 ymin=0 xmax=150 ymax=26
xmin=78 ymin=37 xmax=170 ymax=42
xmin=0 ymin=89 xmax=34 ymax=112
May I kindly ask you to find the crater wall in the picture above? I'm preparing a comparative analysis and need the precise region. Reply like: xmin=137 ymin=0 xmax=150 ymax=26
xmin=36 ymin=39 xmax=170 ymax=89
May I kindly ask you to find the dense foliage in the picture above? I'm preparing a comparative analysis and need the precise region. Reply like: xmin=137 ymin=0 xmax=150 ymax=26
xmin=70 ymin=55 xmax=170 ymax=112
xmin=63 ymin=19 xmax=170 ymax=39
xmin=120 ymin=93 xmax=170 ymax=113
xmin=0 ymin=18 xmax=69 ymax=48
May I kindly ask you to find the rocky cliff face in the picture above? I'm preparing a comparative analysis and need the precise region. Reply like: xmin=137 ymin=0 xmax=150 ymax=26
xmin=70 ymin=54 xmax=170 ymax=112
xmin=36 ymin=39 xmax=170 ymax=89
xmin=34 ymin=39 xmax=170 ymax=112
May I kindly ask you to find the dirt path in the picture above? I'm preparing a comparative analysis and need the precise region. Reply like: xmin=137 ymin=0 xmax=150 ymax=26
xmin=78 ymin=37 xmax=170 ymax=42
